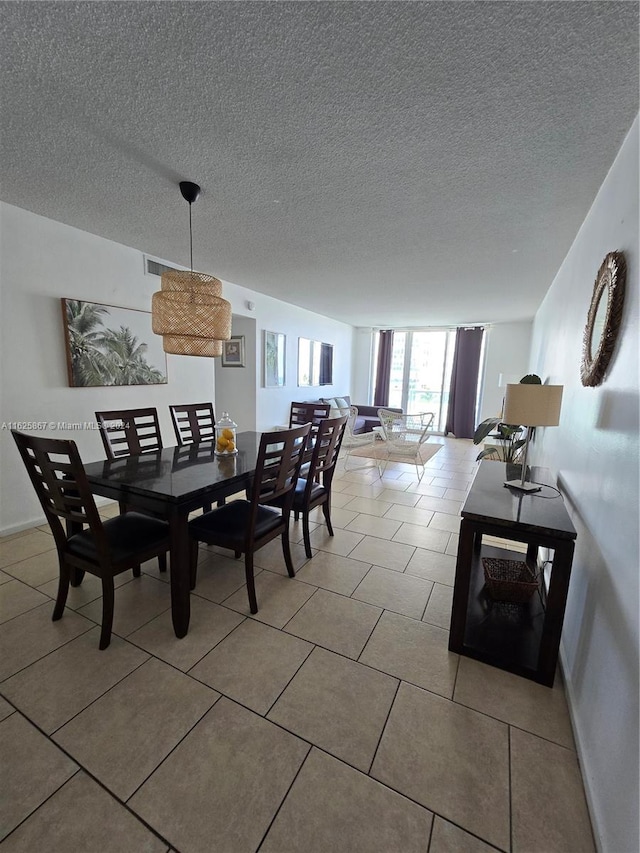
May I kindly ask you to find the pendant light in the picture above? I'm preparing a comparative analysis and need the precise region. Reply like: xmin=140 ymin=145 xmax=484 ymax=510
xmin=152 ymin=181 xmax=232 ymax=357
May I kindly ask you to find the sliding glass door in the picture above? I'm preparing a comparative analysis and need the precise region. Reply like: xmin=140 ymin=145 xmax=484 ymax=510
xmin=387 ymin=330 xmax=456 ymax=433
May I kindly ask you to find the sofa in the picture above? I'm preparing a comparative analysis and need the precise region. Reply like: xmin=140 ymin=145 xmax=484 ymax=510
xmin=314 ymin=395 xmax=403 ymax=434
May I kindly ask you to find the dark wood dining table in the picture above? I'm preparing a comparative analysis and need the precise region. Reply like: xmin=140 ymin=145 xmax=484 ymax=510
xmin=82 ymin=431 xmax=263 ymax=638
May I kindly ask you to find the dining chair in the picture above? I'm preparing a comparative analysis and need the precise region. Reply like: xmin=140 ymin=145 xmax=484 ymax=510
xmin=341 ymin=406 xmax=383 ymax=477
xmin=95 ymin=407 xmax=163 ymax=460
xmin=12 ymin=431 xmax=170 ymax=649
xmin=271 ymin=414 xmax=348 ymax=558
xmin=377 ymin=408 xmax=435 ymax=480
xmin=169 ymin=402 xmax=216 ymax=446
xmin=288 ymin=401 xmax=331 ymax=430
xmin=188 ymin=423 xmax=311 ymax=614
xmin=95 ymin=406 xmax=167 ymax=572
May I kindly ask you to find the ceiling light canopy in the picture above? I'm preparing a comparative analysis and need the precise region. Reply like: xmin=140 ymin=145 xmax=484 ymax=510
xmin=152 ymin=181 xmax=231 ymax=357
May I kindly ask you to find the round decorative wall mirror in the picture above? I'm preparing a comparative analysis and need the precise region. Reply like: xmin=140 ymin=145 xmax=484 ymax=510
xmin=580 ymin=251 xmax=626 ymax=387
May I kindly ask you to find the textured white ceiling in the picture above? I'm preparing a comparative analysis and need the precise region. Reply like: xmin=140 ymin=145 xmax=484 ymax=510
xmin=1 ymin=1 xmax=637 ymax=327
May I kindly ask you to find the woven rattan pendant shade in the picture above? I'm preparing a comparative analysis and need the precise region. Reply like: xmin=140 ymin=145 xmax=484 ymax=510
xmin=152 ymin=271 xmax=232 ymax=357
xmin=151 ymin=182 xmax=233 ymax=358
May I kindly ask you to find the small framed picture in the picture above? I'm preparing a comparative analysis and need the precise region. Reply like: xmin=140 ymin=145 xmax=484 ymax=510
xmin=221 ymin=335 xmax=245 ymax=367
xmin=264 ymin=331 xmax=286 ymax=387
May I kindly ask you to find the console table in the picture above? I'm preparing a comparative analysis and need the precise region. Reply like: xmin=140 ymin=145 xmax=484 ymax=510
xmin=448 ymin=461 xmax=577 ymax=686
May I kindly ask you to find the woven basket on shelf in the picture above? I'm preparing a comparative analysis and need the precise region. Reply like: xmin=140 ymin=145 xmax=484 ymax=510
xmin=482 ymin=558 xmax=538 ymax=604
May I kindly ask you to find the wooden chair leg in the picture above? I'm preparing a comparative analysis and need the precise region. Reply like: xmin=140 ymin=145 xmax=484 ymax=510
xmin=244 ymin=552 xmax=258 ymax=614
xmin=99 ymin=577 xmax=115 ymax=650
xmin=302 ymin=513 xmax=313 ymax=559
xmin=282 ymin=530 xmax=297 ymax=577
xmin=52 ymin=562 xmax=70 ymax=621
xmin=321 ymin=501 xmax=334 ymax=537
xmin=132 ymin=564 xmax=141 ymax=578
xmin=189 ymin=540 xmax=199 ymax=591
xmin=158 ymin=554 xmax=167 ymax=573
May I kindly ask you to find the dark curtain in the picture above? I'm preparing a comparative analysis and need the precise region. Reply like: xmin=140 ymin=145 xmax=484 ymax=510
xmin=373 ymin=330 xmax=394 ymax=407
xmin=319 ymin=343 xmax=333 ymax=385
xmin=445 ymin=327 xmax=484 ymax=439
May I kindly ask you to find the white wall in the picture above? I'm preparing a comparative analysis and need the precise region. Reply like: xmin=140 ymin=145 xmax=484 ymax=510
xmin=529 ymin=117 xmax=639 ymax=853
xmin=0 ymin=203 xmax=354 ymax=533
xmin=479 ymin=321 xmax=533 ymax=421
xmin=214 ymin=314 xmax=258 ymax=431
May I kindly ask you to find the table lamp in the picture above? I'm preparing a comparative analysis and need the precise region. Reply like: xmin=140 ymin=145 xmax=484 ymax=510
xmin=502 ymin=383 xmax=563 ymax=492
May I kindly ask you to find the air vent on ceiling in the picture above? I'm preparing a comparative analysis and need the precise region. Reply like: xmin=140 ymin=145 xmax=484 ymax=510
xmin=144 ymin=255 xmax=179 ymax=277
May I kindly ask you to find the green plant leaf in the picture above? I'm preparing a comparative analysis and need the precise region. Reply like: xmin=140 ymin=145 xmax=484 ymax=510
xmin=476 ymin=447 xmax=500 ymax=460
xmin=473 ymin=418 xmax=501 ymax=445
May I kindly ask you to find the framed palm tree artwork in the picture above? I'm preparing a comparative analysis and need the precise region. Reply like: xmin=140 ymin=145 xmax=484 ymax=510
xmin=61 ymin=298 xmax=168 ymax=387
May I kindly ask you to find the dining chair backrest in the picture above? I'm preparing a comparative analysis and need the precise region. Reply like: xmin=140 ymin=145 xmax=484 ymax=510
xmin=169 ymin=402 xmax=216 ymax=446
xmin=12 ymin=430 xmax=107 ymax=559
xmin=305 ymin=414 xmax=348 ymax=489
xmin=253 ymin=423 xmax=311 ymax=507
xmin=289 ymin=401 xmax=331 ymax=430
xmin=95 ymin=407 xmax=163 ymax=459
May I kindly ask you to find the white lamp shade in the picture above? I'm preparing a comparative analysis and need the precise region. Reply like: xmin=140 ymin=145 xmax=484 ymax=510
xmin=502 ymin=384 xmax=563 ymax=427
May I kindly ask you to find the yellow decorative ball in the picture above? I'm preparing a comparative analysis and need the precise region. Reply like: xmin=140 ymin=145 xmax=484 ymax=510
xmin=222 ymin=428 xmax=235 ymax=440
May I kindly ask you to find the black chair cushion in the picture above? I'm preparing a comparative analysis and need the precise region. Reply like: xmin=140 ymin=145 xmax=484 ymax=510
xmin=292 ymin=478 xmax=326 ymax=509
xmin=189 ymin=500 xmax=283 ymax=546
xmin=67 ymin=512 xmax=169 ymax=564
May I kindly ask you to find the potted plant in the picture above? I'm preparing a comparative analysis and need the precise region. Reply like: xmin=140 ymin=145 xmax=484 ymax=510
xmin=473 ymin=374 xmax=542 ymax=463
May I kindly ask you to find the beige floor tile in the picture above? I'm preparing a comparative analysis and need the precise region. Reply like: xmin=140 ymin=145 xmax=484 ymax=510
xmin=0 ymin=713 xmax=78 ymax=841
xmin=0 ymin=528 xmax=34 ymax=543
xmin=405 ymin=548 xmax=457 ymax=585
xmin=383 ymin=503 xmax=435 ymax=526
xmin=0 ymin=530 xmax=55 ymax=569
xmin=416 ymin=495 xmax=462 ymax=515
xmin=429 ymin=816 xmax=501 ymax=852
xmin=325 ymin=490 xmax=358 ymax=508
xmin=0 ymin=578 xmax=51 ymax=624
xmin=511 ymin=727 xmax=595 ymax=852
xmin=359 ymin=611 xmax=458 ymax=699
xmin=269 ymin=647 xmax=398 ymax=772
xmin=53 ymin=657 xmax=219 ymax=800
xmin=222 ymin=570 xmax=316 ymax=628
xmin=0 ymin=694 xmax=14 ymax=721
xmin=342 ymin=495 xmax=394 ymax=516
xmin=261 ymin=747 xmax=433 ymax=853
xmin=0 ymin=771 xmax=168 ymax=853
xmin=127 ymin=595 xmax=245 ymax=671
xmin=130 ymin=697 xmax=309 ymax=853
xmin=1 ymin=627 xmax=148 ymax=733
xmin=254 ymin=537 xmax=311 ymax=575
xmin=446 ymin=533 xmax=459 ymax=555
xmin=349 ymin=535 xmax=415 ymax=572
xmin=190 ymin=618 xmax=312 ymax=714
xmin=432 ymin=477 xmax=471 ymax=491
xmin=0 ymin=603 xmax=92 ymax=681
xmin=289 ymin=518 xmax=320 ymax=545
xmin=423 ymin=582 xmax=454 ymax=630
xmin=0 ymin=571 xmax=11 ymax=585
xmin=371 ymin=683 xmax=510 ymax=851
xmin=375 ymin=476 xmax=412 ymax=492
xmin=339 ymin=481 xmax=386 ymax=499
xmin=191 ymin=551 xmax=260 ymax=603
xmin=345 ymin=513 xmax=403 ymax=539
xmin=405 ymin=482 xmax=447 ymax=498
xmin=429 ymin=511 xmax=462 ymax=534
xmin=36 ymin=524 xmax=54 ymax=536
xmin=2 ymin=548 xmax=60 ymax=587
xmin=37 ymin=567 xmax=133 ymax=609
xmin=77 ymin=574 xmax=171 ymax=638
xmin=454 ymin=658 xmax=575 ymax=748
xmin=377 ymin=488 xmax=421 ymax=506
xmin=324 ymin=506 xmax=360 ymax=529
xmin=393 ymin=522 xmax=450 ymax=552
xmin=353 ymin=565 xmax=433 ymax=619
xmin=285 ymin=588 xmax=382 ymax=659
xmin=307 ymin=525 xmax=364 ymax=557
xmin=294 ymin=550 xmax=372 ymax=595
xmin=444 ymin=488 xmax=469 ymax=502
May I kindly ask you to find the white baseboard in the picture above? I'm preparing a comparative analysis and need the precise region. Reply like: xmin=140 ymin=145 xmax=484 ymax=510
xmin=1 ymin=498 xmax=117 ymax=538
xmin=559 ymin=642 xmax=603 ymax=852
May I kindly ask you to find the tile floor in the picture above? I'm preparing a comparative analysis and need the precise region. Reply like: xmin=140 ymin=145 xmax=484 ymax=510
xmin=0 ymin=437 xmax=595 ymax=852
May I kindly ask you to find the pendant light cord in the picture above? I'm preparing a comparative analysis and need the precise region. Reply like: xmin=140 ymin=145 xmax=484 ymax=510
xmin=188 ymin=202 xmax=193 ymax=272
